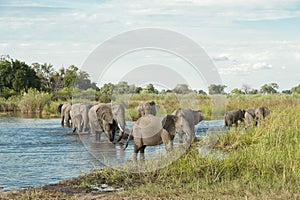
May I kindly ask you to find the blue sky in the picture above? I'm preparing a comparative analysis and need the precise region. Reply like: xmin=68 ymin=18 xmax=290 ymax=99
xmin=1 ymin=0 xmax=300 ymax=92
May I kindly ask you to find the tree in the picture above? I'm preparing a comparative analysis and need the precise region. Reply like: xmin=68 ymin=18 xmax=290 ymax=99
xmin=198 ymin=89 xmax=207 ymax=95
xmin=260 ymin=83 xmax=279 ymax=94
xmin=114 ymin=81 xmax=130 ymax=94
xmin=282 ymin=90 xmax=291 ymax=94
xmin=231 ymin=88 xmax=244 ymax=95
xmin=172 ymin=84 xmax=192 ymax=94
xmin=241 ymin=84 xmax=251 ymax=94
xmin=291 ymin=84 xmax=300 ymax=94
xmin=32 ymin=62 xmax=55 ymax=91
xmin=97 ymin=83 xmax=115 ymax=102
xmin=142 ymin=84 xmax=158 ymax=94
xmin=64 ymin=65 xmax=78 ymax=87
xmin=208 ymin=84 xmax=227 ymax=95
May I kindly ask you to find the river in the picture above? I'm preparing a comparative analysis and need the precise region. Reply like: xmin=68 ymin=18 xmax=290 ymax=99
xmin=0 ymin=115 xmax=224 ymax=192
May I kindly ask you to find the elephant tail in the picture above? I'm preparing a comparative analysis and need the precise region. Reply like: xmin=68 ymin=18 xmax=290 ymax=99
xmin=123 ymin=128 xmax=133 ymax=150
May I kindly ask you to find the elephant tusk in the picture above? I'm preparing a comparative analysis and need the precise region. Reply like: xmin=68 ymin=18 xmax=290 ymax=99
xmin=117 ymin=123 xmax=124 ymax=132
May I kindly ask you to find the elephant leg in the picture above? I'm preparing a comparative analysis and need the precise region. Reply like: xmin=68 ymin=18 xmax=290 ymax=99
xmin=132 ymin=144 xmax=139 ymax=162
xmin=139 ymin=146 xmax=146 ymax=161
xmin=161 ymin=129 xmax=173 ymax=152
xmin=95 ymin=131 xmax=101 ymax=141
xmin=178 ymin=131 xmax=184 ymax=143
xmin=61 ymin=116 xmax=64 ymax=127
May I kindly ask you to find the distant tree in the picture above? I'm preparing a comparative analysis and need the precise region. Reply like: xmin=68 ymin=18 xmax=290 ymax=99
xmin=291 ymin=84 xmax=300 ymax=94
xmin=241 ymin=84 xmax=251 ymax=94
xmin=32 ymin=62 xmax=55 ymax=91
xmin=231 ymin=88 xmax=245 ymax=95
xmin=208 ymin=84 xmax=227 ymax=95
xmin=198 ymin=89 xmax=207 ymax=95
xmin=173 ymin=84 xmax=192 ymax=94
xmin=260 ymin=83 xmax=279 ymax=94
xmin=134 ymin=86 xmax=143 ymax=94
xmin=142 ymin=83 xmax=158 ymax=94
xmin=75 ymin=71 xmax=93 ymax=90
xmin=128 ymin=84 xmax=136 ymax=94
xmin=11 ymin=59 xmax=41 ymax=92
xmin=248 ymin=89 xmax=258 ymax=94
xmin=114 ymin=81 xmax=130 ymax=94
xmin=97 ymin=83 xmax=115 ymax=102
xmin=282 ymin=90 xmax=291 ymax=94
xmin=64 ymin=65 xmax=78 ymax=87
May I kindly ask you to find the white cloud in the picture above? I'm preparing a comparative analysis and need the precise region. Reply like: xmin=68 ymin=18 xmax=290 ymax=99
xmin=252 ymin=62 xmax=272 ymax=70
xmin=219 ymin=62 xmax=272 ymax=75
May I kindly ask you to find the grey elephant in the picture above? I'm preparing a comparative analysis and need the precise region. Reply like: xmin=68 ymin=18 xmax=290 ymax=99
xmin=245 ymin=107 xmax=270 ymax=128
xmin=224 ymin=109 xmax=246 ymax=128
xmin=89 ymin=103 xmax=120 ymax=142
xmin=70 ymin=103 xmax=91 ymax=133
xmin=124 ymin=114 xmax=178 ymax=161
xmin=58 ymin=103 xmax=72 ymax=127
xmin=136 ymin=101 xmax=156 ymax=118
xmin=172 ymin=108 xmax=205 ymax=144
xmin=111 ymin=104 xmax=126 ymax=142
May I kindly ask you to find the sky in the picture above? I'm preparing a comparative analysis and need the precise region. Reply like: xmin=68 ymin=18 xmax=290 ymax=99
xmin=0 ymin=0 xmax=300 ymax=92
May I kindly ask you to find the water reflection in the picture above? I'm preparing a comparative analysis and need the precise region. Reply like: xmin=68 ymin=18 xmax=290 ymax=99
xmin=0 ymin=115 xmax=225 ymax=191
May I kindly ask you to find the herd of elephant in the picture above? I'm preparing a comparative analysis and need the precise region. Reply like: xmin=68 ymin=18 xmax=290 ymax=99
xmin=58 ymin=101 xmax=204 ymax=161
xmin=224 ymin=106 xmax=270 ymax=128
xmin=58 ymin=102 xmax=269 ymax=161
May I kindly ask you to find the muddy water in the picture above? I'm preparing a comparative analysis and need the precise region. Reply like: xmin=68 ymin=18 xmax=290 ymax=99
xmin=0 ymin=116 xmax=224 ymax=192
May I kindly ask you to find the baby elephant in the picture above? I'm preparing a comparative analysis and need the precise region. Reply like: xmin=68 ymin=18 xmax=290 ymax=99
xmin=224 ymin=109 xmax=246 ymax=128
xmin=245 ymin=107 xmax=270 ymax=128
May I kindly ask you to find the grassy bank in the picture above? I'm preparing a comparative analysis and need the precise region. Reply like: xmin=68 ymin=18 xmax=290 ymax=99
xmin=0 ymin=94 xmax=300 ymax=199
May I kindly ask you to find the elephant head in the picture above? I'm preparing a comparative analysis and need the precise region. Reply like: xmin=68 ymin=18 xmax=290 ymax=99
xmin=111 ymin=104 xmax=126 ymax=142
xmin=59 ymin=103 xmax=71 ymax=127
xmin=255 ymin=107 xmax=270 ymax=120
xmin=224 ymin=109 xmax=245 ymax=128
xmin=137 ymin=101 xmax=157 ymax=118
xmin=172 ymin=108 xmax=204 ymax=144
xmin=70 ymin=103 xmax=91 ymax=133
xmin=96 ymin=104 xmax=116 ymax=142
xmin=124 ymin=114 xmax=179 ymax=161
xmin=245 ymin=107 xmax=270 ymax=128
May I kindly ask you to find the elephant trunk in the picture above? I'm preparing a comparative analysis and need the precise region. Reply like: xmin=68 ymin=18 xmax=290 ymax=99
xmin=123 ymin=128 xmax=133 ymax=150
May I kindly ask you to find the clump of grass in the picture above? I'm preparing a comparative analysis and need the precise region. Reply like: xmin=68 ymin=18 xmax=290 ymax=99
xmin=19 ymin=88 xmax=51 ymax=114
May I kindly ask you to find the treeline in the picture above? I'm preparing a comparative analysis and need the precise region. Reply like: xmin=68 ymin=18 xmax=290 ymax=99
xmin=1 ymin=55 xmax=300 ymax=103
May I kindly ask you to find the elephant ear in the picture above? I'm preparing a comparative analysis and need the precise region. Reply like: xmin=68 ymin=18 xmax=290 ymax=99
xmin=58 ymin=104 xmax=63 ymax=113
xmin=162 ymin=115 xmax=178 ymax=136
xmin=193 ymin=110 xmax=204 ymax=124
xmin=96 ymin=104 xmax=114 ymax=124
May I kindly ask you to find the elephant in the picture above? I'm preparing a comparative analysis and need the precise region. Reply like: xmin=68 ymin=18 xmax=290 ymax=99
xmin=172 ymin=108 xmax=205 ymax=144
xmin=224 ymin=109 xmax=246 ymax=128
xmin=124 ymin=114 xmax=178 ymax=161
xmin=111 ymin=104 xmax=126 ymax=142
xmin=245 ymin=107 xmax=270 ymax=128
xmin=88 ymin=103 xmax=120 ymax=142
xmin=136 ymin=101 xmax=156 ymax=118
xmin=70 ymin=103 xmax=91 ymax=133
xmin=58 ymin=103 xmax=72 ymax=127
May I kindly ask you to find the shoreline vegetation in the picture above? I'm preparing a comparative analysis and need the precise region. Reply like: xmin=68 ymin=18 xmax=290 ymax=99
xmin=0 ymin=94 xmax=300 ymax=199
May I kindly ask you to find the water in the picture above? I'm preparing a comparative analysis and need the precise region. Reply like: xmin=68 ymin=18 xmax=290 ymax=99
xmin=0 ymin=116 xmax=225 ymax=192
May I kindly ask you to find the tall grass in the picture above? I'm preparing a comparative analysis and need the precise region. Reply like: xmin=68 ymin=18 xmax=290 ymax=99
xmin=18 ymin=89 xmax=51 ymax=114
xmin=71 ymin=94 xmax=300 ymax=197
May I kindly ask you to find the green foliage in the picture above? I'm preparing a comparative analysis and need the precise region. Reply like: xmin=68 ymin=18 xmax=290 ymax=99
xmin=208 ymin=84 xmax=227 ymax=95
xmin=172 ymin=84 xmax=192 ymax=94
xmin=19 ymin=88 xmax=51 ymax=114
xmin=230 ymin=88 xmax=245 ymax=95
xmin=260 ymin=82 xmax=279 ymax=94
xmin=291 ymin=84 xmax=300 ymax=94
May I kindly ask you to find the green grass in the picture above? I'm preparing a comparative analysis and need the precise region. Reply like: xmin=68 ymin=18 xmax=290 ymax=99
xmin=0 ymin=94 xmax=300 ymax=199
